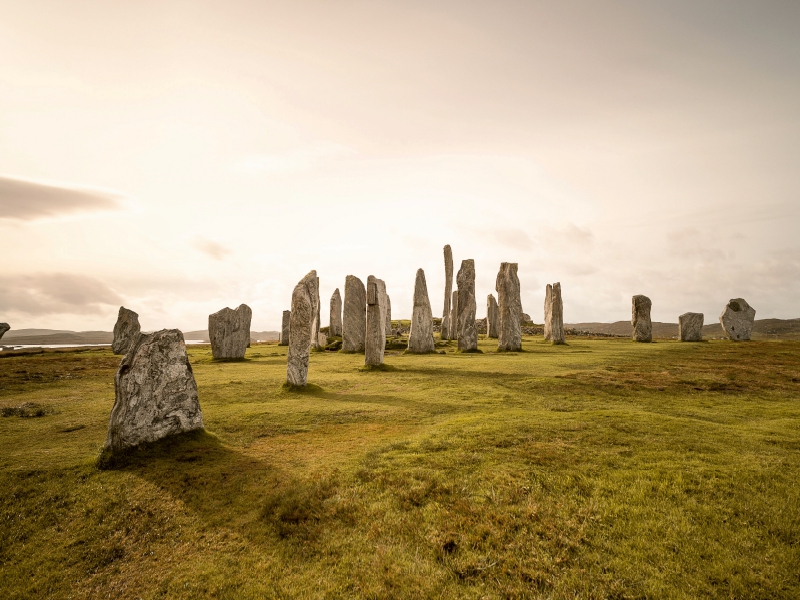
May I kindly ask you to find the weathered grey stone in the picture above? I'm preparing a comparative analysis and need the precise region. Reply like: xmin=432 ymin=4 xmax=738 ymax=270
xmin=679 ymin=312 xmax=704 ymax=342
xmin=496 ymin=263 xmax=522 ymax=351
xmin=385 ymin=294 xmax=392 ymax=337
xmin=329 ymin=289 xmax=342 ymax=337
xmin=105 ymin=329 xmax=203 ymax=452
xmin=719 ymin=298 xmax=756 ymax=341
xmin=521 ymin=312 xmax=531 ymax=324
xmin=408 ymin=269 xmax=436 ymax=353
xmin=486 ymin=295 xmax=499 ymax=339
xmin=450 ymin=290 xmax=458 ymax=342
xmin=112 ymin=307 xmax=141 ymax=355
xmin=544 ymin=283 xmax=565 ymax=344
xmin=631 ymin=295 xmax=652 ymax=342
xmin=287 ymin=271 xmax=317 ymax=386
xmin=0 ymin=323 xmax=10 ymax=341
xmin=279 ymin=310 xmax=291 ymax=346
xmin=311 ymin=276 xmax=321 ymax=350
xmin=442 ymin=244 xmax=453 ymax=339
xmin=342 ymin=275 xmax=366 ymax=352
xmin=456 ymin=259 xmax=478 ymax=351
xmin=318 ymin=332 xmax=328 ymax=347
xmin=209 ymin=304 xmax=252 ymax=359
xmin=365 ymin=276 xmax=387 ymax=366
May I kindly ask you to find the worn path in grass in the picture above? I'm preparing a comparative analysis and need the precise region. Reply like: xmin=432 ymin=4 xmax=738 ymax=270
xmin=1 ymin=337 xmax=799 ymax=599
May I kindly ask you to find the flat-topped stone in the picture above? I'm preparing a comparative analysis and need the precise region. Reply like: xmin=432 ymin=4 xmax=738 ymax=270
xmin=209 ymin=304 xmax=252 ymax=359
xmin=342 ymin=275 xmax=367 ymax=352
xmin=679 ymin=312 xmax=704 ymax=342
xmin=496 ymin=263 xmax=522 ymax=351
xmin=408 ymin=268 xmax=436 ymax=353
xmin=112 ymin=306 xmax=141 ymax=355
xmin=631 ymin=295 xmax=652 ymax=342
xmin=287 ymin=271 xmax=317 ymax=386
xmin=365 ymin=275 xmax=387 ymax=365
xmin=329 ymin=289 xmax=342 ymax=337
xmin=719 ymin=298 xmax=756 ymax=341
xmin=544 ymin=283 xmax=565 ymax=344
xmin=279 ymin=310 xmax=291 ymax=346
xmin=456 ymin=259 xmax=478 ymax=351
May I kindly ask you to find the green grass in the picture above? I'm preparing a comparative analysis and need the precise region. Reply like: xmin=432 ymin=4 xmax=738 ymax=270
xmin=1 ymin=337 xmax=799 ymax=599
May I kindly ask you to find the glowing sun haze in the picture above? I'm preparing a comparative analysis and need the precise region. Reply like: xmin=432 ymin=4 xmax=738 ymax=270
xmin=2 ymin=0 xmax=799 ymax=332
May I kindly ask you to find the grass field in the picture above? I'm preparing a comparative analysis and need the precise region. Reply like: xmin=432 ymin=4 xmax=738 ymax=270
xmin=1 ymin=336 xmax=799 ymax=599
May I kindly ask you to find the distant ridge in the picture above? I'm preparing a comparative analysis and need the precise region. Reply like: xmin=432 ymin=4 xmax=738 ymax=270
xmin=567 ymin=318 xmax=800 ymax=340
xmin=3 ymin=329 xmax=280 ymax=345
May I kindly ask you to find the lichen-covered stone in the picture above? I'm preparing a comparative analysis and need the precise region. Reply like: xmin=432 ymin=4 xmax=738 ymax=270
xmin=719 ymin=298 xmax=756 ymax=341
xmin=311 ymin=276 xmax=321 ymax=349
xmin=342 ymin=275 xmax=366 ymax=352
xmin=631 ymin=295 xmax=652 ymax=342
xmin=442 ymin=245 xmax=453 ymax=339
xmin=544 ymin=283 xmax=565 ymax=344
xmin=365 ymin=276 xmax=387 ymax=366
xmin=450 ymin=290 xmax=458 ymax=342
xmin=679 ymin=312 xmax=704 ymax=342
xmin=209 ymin=304 xmax=252 ymax=359
xmin=279 ymin=310 xmax=291 ymax=346
xmin=408 ymin=269 xmax=436 ymax=353
xmin=486 ymin=295 xmax=499 ymax=339
xmin=329 ymin=289 xmax=342 ymax=337
xmin=105 ymin=329 xmax=203 ymax=452
xmin=112 ymin=306 xmax=141 ymax=355
xmin=496 ymin=263 xmax=522 ymax=351
xmin=456 ymin=259 xmax=478 ymax=351
xmin=287 ymin=271 xmax=317 ymax=386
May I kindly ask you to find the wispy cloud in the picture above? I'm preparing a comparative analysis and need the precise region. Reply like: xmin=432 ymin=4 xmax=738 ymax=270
xmin=192 ymin=237 xmax=232 ymax=260
xmin=0 ymin=273 xmax=123 ymax=315
xmin=0 ymin=175 xmax=124 ymax=221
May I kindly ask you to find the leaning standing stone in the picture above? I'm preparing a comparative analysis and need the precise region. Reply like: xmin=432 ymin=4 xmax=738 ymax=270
xmin=408 ymin=269 xmax=436 ymax=353
xmin=719 ymin=298 xmax=756 ymax=341
xmin=442 ymin=244 xmax=454 ymax=339
xmin=105 ymin=329 xmax=203 ymax=452
xmin=496 ymin=262 xmax=522 ymax=351
xmin=631 ymin=295 xmax=653 ymax=342
xmin=279 ymin=310 xmax=291 ymax=346
xmin=486 ymin=295 xmax=499 ymax=339
xmin=679 ymin=312 xmax=704 ymax=342
xmin=209 ymin=304 xmax=252 ymax=359
xmin=544 ymin=283 xmax=565 ymax=344
xmin=342 ymin=275 xmax=367 ymax=352
xmin=365 ymin=276 xmax=387 ymax=366
xmin=287 ymin=271 xmax=317 ymax=386
xmin=112 ymin=306 xmax=141 ymax=355
xmin=329 ymin=289 xmax=343 ymax=337
xmin=456 ymin=259 xmax=478 ymax=351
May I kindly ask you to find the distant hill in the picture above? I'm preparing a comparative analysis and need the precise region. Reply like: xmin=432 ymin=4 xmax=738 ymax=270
xmin=183 ymin=330 xmax=280 ymax=342
xmin=567 ymin=318 xmax=800 ymax=340
xmin=2 ymin=328 xmax=280 ymax=346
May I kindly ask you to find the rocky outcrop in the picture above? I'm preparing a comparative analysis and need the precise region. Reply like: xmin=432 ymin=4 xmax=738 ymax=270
xmin=456 ymin=260 xmax=478 ymax=351
xmin=279 ymin=310 xmax=291 ymax=346
xmin=544 ymin=283 xmax=565 ymax=344
xmin=385 ymin=294 xmax=392 ymax=337
xmin=329 ymin=289 xmax=342 ymax=337
xmin=342 ymin=275 xmax=367 ymax=352
xmin=486 ymin=295 xmax=499 ymax=338
xmin=719 ymin=298 xmax=756 ymax=341
xmin=209 ymin=304 xmax=252 ymax=359
xmin=631 ymin=295 xmax=652 ymax=342
xmin=679 ymin=312 xmax=704 ymax=342
xmin=496 ymin=263 xmax=522 ymax=351
xmin=408 ymin=269 xmax=436 ymax=353
xmin=365 ymin=276 xmax=387 ymax=365
xmin=112 ymin=307 xmax=141 ymax=355
xmin=442 ymin=245 xmax=454 ymax=339
xmin=287 ymin=271 xmax=317 ymax=386
xmin=105 ymin=329 xmax=203 ymax=452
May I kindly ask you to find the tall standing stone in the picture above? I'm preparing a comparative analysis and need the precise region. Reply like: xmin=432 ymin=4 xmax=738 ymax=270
xmin=385 ymin=294 xmax=393 ymax=337
xmin=679 ymin=312 xmax=704 ymax=342
xmin=286 ymin=271 xmax=317 ymax=386
xmin=486 ymin=295 xmax=499 ymax=339
xmin=310 ymin=276 xmax=321 ymax=350
xmin=105 ymin=329 xmax=203 ymax=452
xmin=456 ymin=259 xmax=478 ymax=351
xmin=544 ymin=282 xmax=565 ymax=344
xmin=496 ymin=263 xmax=522 ymax=351
xmin=442 ymin=245 xmax=454 ymax=339
xmin=408 ymin=269 xmax=436 ymax=353
xmin=279 ymin=310 xmax=291 ymax=346
xmin=329 ymin=289 xmax=342 ymax=337
xmin=342 ymin=275 xmax=367 ymax=352
xmin=631 ymin=295 xmax=653 ymax=342
xmin=112 ymin=306 xmax=141 ymax=355
xmin=0 ymin=323 xmax=9 ymax=341
xmin=365 ymin=276 xmax=387 ymax=366
xmin=209 ymin=304 xmax=252 ymax=359
xmin=719 ymin=298 xmax=756 ymax=341
xmin=450 ymin=290 xmax=459 ymax=342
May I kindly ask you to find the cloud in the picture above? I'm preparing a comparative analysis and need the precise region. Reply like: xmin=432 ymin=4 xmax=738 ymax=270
xmin=0 ymin=273 xmax=123 ymax=316
xmin=0 ymin=175 xmax=124 ymax=221
xmin=192 ymin=237 xmax=232 ymax=260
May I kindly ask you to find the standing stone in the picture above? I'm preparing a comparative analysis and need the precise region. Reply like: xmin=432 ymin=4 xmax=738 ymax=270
xmin=385 ymin=294 xmax=393 ymax=337
xmin=486 ymin=295 xmax=499 ymax=339
xmin=318 ymin=332 xmax=328 ymax=347
xmin=279 ymin=310 xmax=291 ymax=346
xmin=408 ymin=269 xmax=436 ymax=353
xmin=310 ymin=276 xmax=321 ymax=350
xmin=329 ymin=289 xmax=343 ymax=337
xmin=442 ymin=244 xmax=454 ymax=339
xmin=544 ymin=282 xmax=565 ymax=344
xmin=679 ymin=312 xmax=704 ymax=342
xmin=450 ymin=290 xmax=459 ymax=342
xmin=286 ymin=271 xmax=317 ymax=386
xmin=719 ymin=298 xmax=756 ymax=341
xmin=365 ymin=276 xmax=387 ymax=366
xmin=112 ymin=306 xmax=141 ymax=355
xmin=105 ymin=329 xmax=203 ymax=452
xmin=342 ymin=275 xmax=367 ymax=352
xmin=0 ymin=322 xmax=8 ymax=341
xmin=631 ymin=295 xmax=653 ymax=342
xmin=496 ymin=263 xmax=522 ymax=351
xmin=456 ymin=259 xmax=478 ymax=351
xmin=209 ymin=304 xmax=252 ymax=359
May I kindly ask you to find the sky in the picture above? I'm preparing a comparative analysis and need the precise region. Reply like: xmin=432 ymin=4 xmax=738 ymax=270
xmin=1 ymin=0 xmax=799 ymax=332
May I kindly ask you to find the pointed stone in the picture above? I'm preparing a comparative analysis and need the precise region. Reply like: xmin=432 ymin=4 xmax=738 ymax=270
xmin=486 ymin=295 xmax=499 ymax=339
xmin=286 ymin=271 xmax=317 ymax=386
xmin=408 ymin=269 xmax=436 ymax=353
xmin=456 ymin=259 xmax=478 ymax=351
xmin=496 ymin=263 xmax=522 ymax=351
xmin=679 ymin=312 xmax=704 ymax=342
xmin=0 ymin=323 xmax=9 ymax=341
xmin=385 ymin=294 xmax=392 ymax=337
xmin=329 ymin=288 xmax=342 ymax=337
xmin=442 ymin=244 xmax=454 ymax=339
xmin=105 ymin=329 xmax=203 ymax=452
xmin=209 ymin=304 xmax=252 ymax=359
xmin=631 ymin=295 xmax=652 ymax=342
xmin=279 ymin=310 xmax=291 ymax=346
xmin=365 ymin=276 xmax=387 ymax=366
xmin=719 ymin=298 xmax=756 ymax=341
xmin=112 ymin=306 xmax=141 ymax=355
xmin=342 ymin=275 xmax=367 ymax=352
xmin=544 ymin=283 xmax=565 ymax=344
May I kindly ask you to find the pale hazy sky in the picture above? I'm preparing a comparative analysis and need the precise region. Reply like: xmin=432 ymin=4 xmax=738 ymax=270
xmin=2 ymin=0 xmax=799 ymax=332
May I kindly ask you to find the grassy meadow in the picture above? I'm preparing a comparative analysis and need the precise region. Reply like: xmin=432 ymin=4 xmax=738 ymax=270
xmin=1 ymin=334 xmax=799 ymax=599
